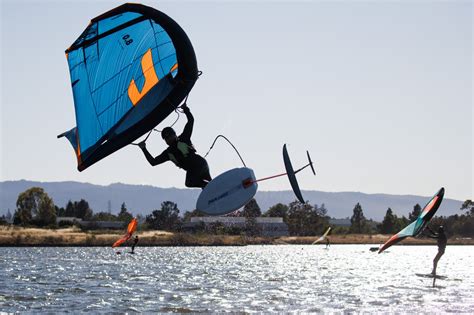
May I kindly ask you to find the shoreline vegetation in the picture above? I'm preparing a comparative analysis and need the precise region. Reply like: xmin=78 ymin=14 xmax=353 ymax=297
xmin=1 ymin=227 xmax=472 ymax=247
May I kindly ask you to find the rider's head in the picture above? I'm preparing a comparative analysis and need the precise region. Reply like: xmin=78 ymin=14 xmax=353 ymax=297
xmin=161 ymin=127 xmax=177 ymax=145
xmin=438 ymin=225 xmax=445 ymax=233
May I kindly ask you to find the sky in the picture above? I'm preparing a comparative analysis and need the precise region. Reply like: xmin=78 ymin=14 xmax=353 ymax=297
xmin=0 ymin=0 xmax=472 ymax=201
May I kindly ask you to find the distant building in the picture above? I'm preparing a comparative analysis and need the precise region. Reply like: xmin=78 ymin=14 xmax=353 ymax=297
xmin=56 ymin=217 xmax=124 ymax=229
xmin=80 ymin=221 xmax=125 ymax=229
xmin=184 ymin=217 xmax=288 ymax=237
xmin=329 ymin=218 xmax=351 ymax=227
xmin=56 ymin=217 xmax=83 ymax=224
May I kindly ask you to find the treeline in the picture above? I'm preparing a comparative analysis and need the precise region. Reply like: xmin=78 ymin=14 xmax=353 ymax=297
xmin=339 ymin=201 xmax=474 ymax=237
xmin=0 ymin=187 xmax=332 ymax=235
xmin=180 ymin=200 xmax=331 ymax=236
xmin=1 ymin=186 xmax=473 ymax=237
xmin=146 ymin=198 xmax=474 ymax=237
xmin=1 ymin=187 xmax=136 ymax=228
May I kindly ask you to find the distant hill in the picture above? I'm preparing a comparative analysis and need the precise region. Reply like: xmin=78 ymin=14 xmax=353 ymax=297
xmin=0 ymin=180 xmax=464 ymax=221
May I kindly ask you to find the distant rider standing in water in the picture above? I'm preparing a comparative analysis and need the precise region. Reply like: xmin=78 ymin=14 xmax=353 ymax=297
xmin=425 ymin=225 xmax=447 ymax=275
xmin=138 ymin=104 xmax=212 ymax=188
xmin=131 ymin=235 xmax=139 ymax=254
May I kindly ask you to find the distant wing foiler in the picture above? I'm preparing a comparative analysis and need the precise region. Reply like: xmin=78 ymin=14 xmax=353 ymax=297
xmin=112 ymin=218 xmax=138 ymax=248
xmin=59 ymin=3 xmax=198 ymax=171
xmin=378 ymin=187 xmax=445 ymax=253
xmin=312 ymin=227 xmax=331 ymax=245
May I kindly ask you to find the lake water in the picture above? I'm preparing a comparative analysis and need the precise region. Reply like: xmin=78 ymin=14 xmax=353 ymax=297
xmin=0 ymin=245 xmax=473 ymax=313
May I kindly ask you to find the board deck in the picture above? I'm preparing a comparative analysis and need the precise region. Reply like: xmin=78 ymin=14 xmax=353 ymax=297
xmin=196 ymin=167 xmax=258 ymax=215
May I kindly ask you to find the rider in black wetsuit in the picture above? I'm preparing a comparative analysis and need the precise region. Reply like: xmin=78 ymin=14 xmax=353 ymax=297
xmin=425 ymin=225 xmax=447 ymax=275
xmin=138 ymin=104 xmax=212 ymax=188
xmin=131 ymin=235 xmax=139 ymax=254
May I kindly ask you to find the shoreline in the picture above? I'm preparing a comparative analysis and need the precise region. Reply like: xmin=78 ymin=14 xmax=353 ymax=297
xmin=1 ymin=227 xmax=472 ymax=247
xmin=2 ymin=243 xmax=473 ymax=247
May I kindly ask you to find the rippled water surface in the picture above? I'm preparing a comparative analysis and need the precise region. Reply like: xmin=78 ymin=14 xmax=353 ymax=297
xmin=1 ymin=245 xmax=473 ymax=312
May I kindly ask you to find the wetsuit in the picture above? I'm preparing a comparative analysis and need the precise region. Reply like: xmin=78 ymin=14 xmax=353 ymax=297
xmin=426 ymin=227 xmax=447 ymax=275
xmin=131 ymin=236 xmax=139 ymax=253
xmin=141 ymin=109 xmax=211 ymax=188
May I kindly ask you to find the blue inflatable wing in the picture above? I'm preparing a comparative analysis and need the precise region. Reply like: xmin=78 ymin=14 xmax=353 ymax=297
xmin=59 ymin=3 xmax=198 ymax=171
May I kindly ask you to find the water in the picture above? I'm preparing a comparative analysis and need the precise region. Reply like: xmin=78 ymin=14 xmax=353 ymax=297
xmin=0 ymin=245 xmax=473 ymax=313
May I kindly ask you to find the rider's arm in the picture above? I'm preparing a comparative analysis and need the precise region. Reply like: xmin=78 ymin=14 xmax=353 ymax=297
xmin=426 ymin=226 xmax=438 ymax=238
xmin=425 ymin=229 xmax=438 ymax=239
xmin=180 ymin=105 xmax=194 ymax=141
xmin=421 ymin=226 xmax=437 ymax=238
xmin=141 ymin=147 xmax=169 ymax=166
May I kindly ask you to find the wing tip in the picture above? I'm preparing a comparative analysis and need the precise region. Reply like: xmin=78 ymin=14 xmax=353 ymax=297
xmin=438 ymin=187 xmax=445 ymax=196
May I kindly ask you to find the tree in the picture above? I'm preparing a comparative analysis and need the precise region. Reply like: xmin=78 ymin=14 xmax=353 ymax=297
xmin=350 ymin=203 xmax=368 ymax=234
xmin=62 ymin=199 xmax=93 ymax=219
xmin=318 ymin=203 xmax=329 ymax=217
xmin=379 ymin=208 xmax=398 ymax=234
xmin=146 ymin=201 xmax=181 ymax=231
xmin=183 ymin=209 xmax=207 ymax=222
xmin=74 ymin=199 xmax=93 ymax=220
xmin=286 ymin=201 xmax=328 ymax=236
xmin=245 ymin=216 xmax=261 ymax=236
xmin=311 ymin=204 xmax=330 ymax=234
xmin=55 ymin=206 xmax=66 ymax=217
xmin=117 ymin=202 xmax=133 ymax=223
xmin=64 ymin=201 xmax=75 ymax=217
xmin=461 ymin=200 xmax=474 ymax=216
xmin=264 ymin=203 xmax=289 ymax=220
xmin=397 ymin=216 xmax=409 ymax=231
xmin=92 ymin=212 xmax=118 ymax=221
xmin=409 ymin=204 xmax=422 ymax=221
xmin=13 ymin=187 xmax=56 ymax=227
xmin=242 ymin=198 xmax=261 ymax=218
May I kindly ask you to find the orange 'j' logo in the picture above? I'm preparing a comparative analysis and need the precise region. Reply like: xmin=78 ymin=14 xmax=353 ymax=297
xmin=128 ymin=49 xmax=159 ymax=106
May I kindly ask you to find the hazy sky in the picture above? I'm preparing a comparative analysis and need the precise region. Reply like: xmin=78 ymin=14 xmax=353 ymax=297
xmin=0 ymin=0 xmax=472 ymax=201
